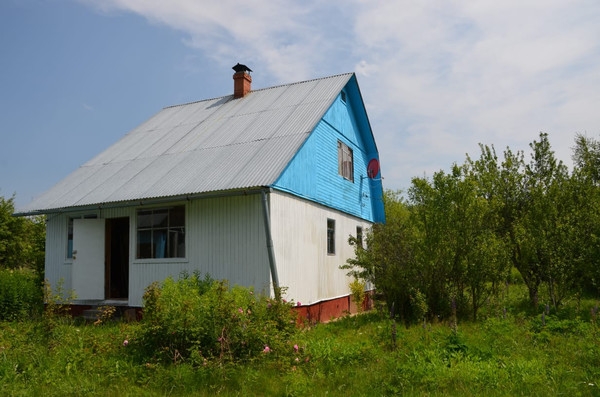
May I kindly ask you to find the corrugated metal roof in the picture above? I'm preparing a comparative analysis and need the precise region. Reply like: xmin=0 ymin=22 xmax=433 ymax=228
xmin=17 ymin=73 xmax=354 ymax=214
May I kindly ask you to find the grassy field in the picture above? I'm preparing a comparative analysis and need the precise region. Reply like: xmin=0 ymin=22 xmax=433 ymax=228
xmin=1 ymin=285 xmax=600 ymax=396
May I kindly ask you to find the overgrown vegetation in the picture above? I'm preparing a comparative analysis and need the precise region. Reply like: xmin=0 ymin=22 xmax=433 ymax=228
xmin=135 ymin=272 xmax=298 ymax=364
xmin=0 ymin=194 xmax=45 ymax=273
xmin=1 ymin=281 xmax=600 ymax=395
xmin=0 ymin=268 xmax=42 ymax=321
xmin=344 ymin=133 xmax=600 ymax=325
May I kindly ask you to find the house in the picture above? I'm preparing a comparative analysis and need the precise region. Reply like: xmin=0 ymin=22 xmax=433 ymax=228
xmin=15 ymin=65 xmax=385 ymax=321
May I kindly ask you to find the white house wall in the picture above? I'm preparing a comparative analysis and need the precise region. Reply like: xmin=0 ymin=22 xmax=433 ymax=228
xmin=129 ymin=195 xmax=271 ymax=306
xmin=45 ymin=195 xmax=271 ymax=307
xmin=270 ymin=190 xmax=371 ymax=306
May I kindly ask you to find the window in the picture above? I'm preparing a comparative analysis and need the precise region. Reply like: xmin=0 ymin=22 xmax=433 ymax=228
xmin=67 ymin=218 xmax=74 ymax=259
xmin=341 ymin=90 xmax=347 ymax=103
xmin=327 ymin=218 xmax=336 ymax=255
xmin=137 ymin=206 xmax=185 ymax=259
xmin=338 ymin=140 xmax=354 ymax=182
xmin=356 ymin=226 xmax=363 ymax=248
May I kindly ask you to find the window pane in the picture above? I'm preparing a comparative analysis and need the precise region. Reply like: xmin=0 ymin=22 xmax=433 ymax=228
xmin=337 ymin=140 xmax=354 ymax=182
xmin=170 ymin=206 xmax=185 ymax=227
xmin=137 ymin=211 xmax=153 ymax=228
xmin=67 ymin=218 xmax=74 ymax=258
xmin=137 ymin=230 xmax=152 ymax=258
xmin=169 ymin=229 xmax=185 ymax=258
xmin=327 ymin=219 xmax=335 ymax=254
xmin=153 ymin=209 xmax=169 ymax=228
xmin=153 ymin=230 xmax=167 ymax=258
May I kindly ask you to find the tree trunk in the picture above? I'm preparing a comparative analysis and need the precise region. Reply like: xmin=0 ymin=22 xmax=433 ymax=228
xmin=528 ymin=284 xmax=539 ymax=309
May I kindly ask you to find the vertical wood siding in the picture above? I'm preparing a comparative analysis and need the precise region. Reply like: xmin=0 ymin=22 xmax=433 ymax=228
xmin=274 ymin=94 xmax=384 ymax=223
xmin=129 ymin=195 xmax=270 ymax=306
xmin=270 ymin=190 xmax=372 ymax=305
xmin=46 ymin=197 xmax=270 ymax=307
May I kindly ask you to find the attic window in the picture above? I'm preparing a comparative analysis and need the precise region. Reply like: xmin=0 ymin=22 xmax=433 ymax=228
xmin=337 ymin=140 xmax=354 ymax=182
xmin=136 ymin=206 xmax=185 ymax=259
xmin=341 ymin=90 xmax=347 ymax=103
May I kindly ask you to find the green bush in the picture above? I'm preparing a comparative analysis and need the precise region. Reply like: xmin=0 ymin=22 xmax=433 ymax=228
xmin=0 ymin=268 xmax=43 ymax=321
xmin=136 ymin=272 xmax=297 ymax=364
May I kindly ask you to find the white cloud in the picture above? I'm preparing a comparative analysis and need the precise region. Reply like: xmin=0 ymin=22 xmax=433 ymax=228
xmin=79 ymin=0 xmax=600 ymax=190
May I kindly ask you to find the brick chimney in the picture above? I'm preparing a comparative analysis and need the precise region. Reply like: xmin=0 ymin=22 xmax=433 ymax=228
xmin=232 ymin=63 xmax=252 ymax=98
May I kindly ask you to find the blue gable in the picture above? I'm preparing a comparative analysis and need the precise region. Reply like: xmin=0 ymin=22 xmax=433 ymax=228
xmin=273 ymin=76 xmax=385 ymax=223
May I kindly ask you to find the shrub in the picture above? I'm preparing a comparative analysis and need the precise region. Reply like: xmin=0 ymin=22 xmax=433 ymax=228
xmin=349 ymin=278 xmax=366 ymax=312
xmin=0 ymin=268 xmax=43 ymax=321
xmin=136 ymin=273 xmax=297 ymax=364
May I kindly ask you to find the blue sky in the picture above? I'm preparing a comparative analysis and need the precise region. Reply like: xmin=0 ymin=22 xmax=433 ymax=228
xmin=2 ymin=0 xmax=600 ymax=210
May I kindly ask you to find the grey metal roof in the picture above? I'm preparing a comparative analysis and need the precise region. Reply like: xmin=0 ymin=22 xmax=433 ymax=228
xmin=16 ymin=73 xmax=354 ymax=214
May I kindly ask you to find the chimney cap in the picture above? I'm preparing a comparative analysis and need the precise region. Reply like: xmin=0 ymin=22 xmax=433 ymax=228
xmin=232 ymin=63 xmax=252 ymax=73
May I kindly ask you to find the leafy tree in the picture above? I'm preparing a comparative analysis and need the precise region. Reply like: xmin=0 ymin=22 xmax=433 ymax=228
xmin=343 ymin=191 xmax=423 ymax=324
xmin=521 ymin=134 xmax=570 ymax=308
xmin=0 ymin=194 xmax=45 ymax=273
xmin=572 ymin=133 xmax=600 ymax=185
xmin=345 ymin=132 xmax=600 ymax=321
xmin=570 ymin=134 xmax=600 ymax=294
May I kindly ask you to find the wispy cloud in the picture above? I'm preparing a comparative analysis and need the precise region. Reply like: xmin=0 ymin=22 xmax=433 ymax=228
xmin=79 ymin=0 xmax=600 ymax=190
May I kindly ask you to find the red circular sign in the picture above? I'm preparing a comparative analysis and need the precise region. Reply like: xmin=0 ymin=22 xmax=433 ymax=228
xmin=367 ymin=159 xmax=380 ymax=179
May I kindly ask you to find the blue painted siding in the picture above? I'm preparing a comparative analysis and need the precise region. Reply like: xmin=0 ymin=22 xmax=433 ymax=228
xmin=273 ymin=80 xmax=385 ymax=223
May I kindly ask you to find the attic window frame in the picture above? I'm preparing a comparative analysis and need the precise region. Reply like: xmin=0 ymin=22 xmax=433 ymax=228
xmin=337 ymin=140 xmax=354 ymax=182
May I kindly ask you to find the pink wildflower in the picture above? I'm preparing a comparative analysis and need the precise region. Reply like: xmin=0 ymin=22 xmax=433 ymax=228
xmin=123 ymin=339 xmax=129 ymax=347
xmin=238 ymin=308 xmax=244 ymax=314
xmin=263 ymin=345 xmax=271 ymax=353
xmin=296 ymin=302 xmax=302 ymax=306
xmin=293 ymin=344 xmax=299 ymax=353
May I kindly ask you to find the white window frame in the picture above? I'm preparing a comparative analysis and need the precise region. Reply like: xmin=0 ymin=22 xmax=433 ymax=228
xmin=338 ymin=140 xmax=354 ymax=182
xmin=327 ymin=218 xmax=336 ymax=255
xmin=136 ymin=205 xmax=186 ymax=259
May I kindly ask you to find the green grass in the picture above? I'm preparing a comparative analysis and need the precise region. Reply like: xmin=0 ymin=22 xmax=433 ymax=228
xmin=1 ymin=286 xmax=600 ymax=396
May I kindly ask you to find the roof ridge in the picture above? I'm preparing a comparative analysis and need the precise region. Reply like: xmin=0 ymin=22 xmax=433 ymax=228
xmin=164 ymin=72 xmax=354 ymax=109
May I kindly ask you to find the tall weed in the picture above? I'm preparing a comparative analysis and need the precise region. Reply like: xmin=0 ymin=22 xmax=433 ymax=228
xmin=0 ymin=268 xmax=42 ymax=321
